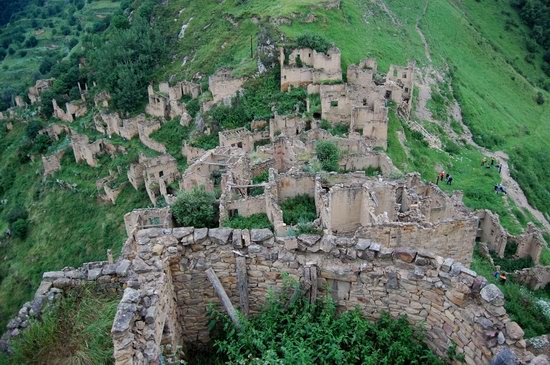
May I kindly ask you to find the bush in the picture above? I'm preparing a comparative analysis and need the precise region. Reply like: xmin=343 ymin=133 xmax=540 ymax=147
xmin=210 ymin=291 xmax=446 ymax=364
xmin=315 ymin=141 xmax=340 ymax=172
xmin=536 ymin=91 xmax=545 ymax=105
xmin=10 ymin=219 xmax=28 ymax=239
xmin=280 ymin=194 xmax=316 ymax=226
xmin=6 ymin=206 xmax=28 ymax=224
xmin=222 ymin=213 xmax=272 ymax=230
xmin=172 ymin=187 xmax=218 ymax=228
xmin=295 ymin=33 xmax=332 ymax=53
xmin=191 ymin=133 xmax=219 ymax=150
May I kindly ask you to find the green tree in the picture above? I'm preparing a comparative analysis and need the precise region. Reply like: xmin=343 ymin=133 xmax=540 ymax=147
xmin=315 ymin=140 xmax=340 ymax=172
xmin=171 ymin=187 xmax=218 ymax=228
xmin=88 ymin=15 xmax=167 ymax=112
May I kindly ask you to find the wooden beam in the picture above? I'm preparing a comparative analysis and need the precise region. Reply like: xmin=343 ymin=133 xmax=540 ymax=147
xmin=235 ymin=256 xmax=249 ymax=315
xmin=309 ymin=265 xmax=318 ymax=304
xmin=205 ymin=268 xmax=240 ymax=327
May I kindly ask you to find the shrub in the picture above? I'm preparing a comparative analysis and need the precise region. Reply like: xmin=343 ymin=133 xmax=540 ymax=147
xmin=536 ymin=91 xmax=545 ymax=105
xmin=186 ymin=98 xmax=200 ymax=118
xmin=191 ymin=133 xmax=219 ymax=150
xmin=6 ymin=206 xmax=28 ymax=224
xmin=315 ymin=140 xmax=340 ymax=172
xmin=295 ymin=33 xmax=332 ymax=53
xmin=210 ymin=292 xmax=446 ymax=364
xmin=222 ymin=213 xmax=272 ymax=230
xmin=172 ymin=187 xmax=218 ymax=228
xmin=280 ymin=194 xmax=316 ymax=226
xmin=10 ymin=219 xmax=28 ymax=239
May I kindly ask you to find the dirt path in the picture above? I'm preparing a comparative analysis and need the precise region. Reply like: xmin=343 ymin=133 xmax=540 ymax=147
xmin=416 ymin=0 xmax=432 ymax=63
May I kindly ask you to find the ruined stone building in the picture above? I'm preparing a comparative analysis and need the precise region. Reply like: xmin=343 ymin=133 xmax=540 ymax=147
xmin=127 ymin=154 xmax=179 ymax=205
xmin=52 ymin=99 xmax=88 ymax=122
xmin=94 ymin=112 xmax=141 ymax=140
xmin=42 ymin=150 xmax=65 ymax=176
xmin=71 ymin=132 xmax=125 ymax=168
xmin=207 ymin=68 xmax=246 ymax=106
xmin=269 ymin=114 xmax=313 ymax=140
xmin=14 ymin=96 xmax=26 ymax=108
xmin=39 ymin=123 xmax=70 ymax=141
xmin=137 ymin=119 xmax=167 ymax=154
xmin=96 ymin=171 xmax=125 ymax=204
xmin=94 ymin=91 xmax=111 ymax=109
xmin=219 ymin=127 xmax=269 ymax=153
xmin=28 ymin=79 xmax=54 ymax=104
xmin=279 ymin=47 xmax=342 ymax=91
xmin=476 ymin=210 xmax=544 ymax=264
xmin=145 ymin=81 xmax=200 ymax=122
xmin=180 ymin=147 xmax=250 ymax=193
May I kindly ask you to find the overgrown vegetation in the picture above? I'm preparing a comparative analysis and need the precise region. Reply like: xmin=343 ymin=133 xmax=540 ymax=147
xmin=172 ymin=187 xmax=218 ymax=228
xmin=209 ymin=284 xmax=447 ymax=364
xmin=0 ymin=286 xmax=119 ymax=365
xmin=471 ymin=245 xmax=550 ymax=338
xmin=205 ymin=69 xmax=306 ymax=131
xmin=88 ymin=4 xmax=169 ymax=113
xmin=150 ymin=118 xmax=191 ymax=169
xmin=315 ymin=140 xmax=340 ymax=172
xmin=280 ymin=194 xmax=316 ymax=226
xmin=222 ymin=213 xmax=272 ymax=230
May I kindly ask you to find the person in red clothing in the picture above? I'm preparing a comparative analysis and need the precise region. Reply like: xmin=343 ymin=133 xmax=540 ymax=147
xmin=436 ymin=170 xmax=445 ymax=185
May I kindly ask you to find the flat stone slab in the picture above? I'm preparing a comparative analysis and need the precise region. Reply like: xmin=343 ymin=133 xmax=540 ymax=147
xmin=250 ymin=229 xmax=273 ymax=243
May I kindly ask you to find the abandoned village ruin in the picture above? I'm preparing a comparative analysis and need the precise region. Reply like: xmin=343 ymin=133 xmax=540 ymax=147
xmin=1 ymin=44 xmax=549 ymax=365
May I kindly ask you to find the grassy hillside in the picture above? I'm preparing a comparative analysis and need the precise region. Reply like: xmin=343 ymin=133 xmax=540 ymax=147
xmin=0 ymin=0 xmax=122 ymax=109
xmin=0 ymin=119 xmax=150 ymax=329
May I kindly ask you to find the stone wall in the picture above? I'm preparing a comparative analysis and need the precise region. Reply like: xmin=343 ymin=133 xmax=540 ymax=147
xmin=71 ymin=132 xmax=125 ymax=168
xmin=28 ymin=79 xmax=54 ymax=104
xmin=0 ymin=259 xmax=129 ymax=354
xmin=512 ymin=266 xmax=550 ymax=291
xmin=42 ymin=150 xmax=65 ymax=176
xmin=476 ymin=210 xmax=544 ymax=264
xmin=123 ymin=207 xmax=173 ymax=236
xmin=138 ymin=119 xmax=167 ymax=154
xmin=110 ymin=226 xmax=538 ymax=365
xmin=219 ymin=127 xmax=254 ymax=152
xmin=280 ymin=47 xmax=342 ymax=92
xmin=52 ymin=99 xmax=88 ymax=122
xmin=208 ymin=68 xmax=245 ymax=105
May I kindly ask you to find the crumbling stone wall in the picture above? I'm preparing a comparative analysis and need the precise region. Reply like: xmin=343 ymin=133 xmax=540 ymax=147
xmin=512 ymin=266 xmax=550 ymax=291
xmin=52 ymin=99 xmax=88 ymax=122
xmin=208 ymin=68 xmax=245 ymax=105
xmin=476 ymin=210 xmax=544 ymax=264
xmin=136 ymin=155 xmax=179 ymax=205
xmin=123 ymin=207 xmax=173 ymax=236
xmin=71 ymin=132 xmax=125 ymax=167
xmin=94 ymin=112 xmax=141 ymax=140
xmin=219 ymin=127 xmax=254 ymax=152
xmin=145 ymin=81 xmax=199 ymax=121
xmin=138 ymin=119 xmax=167 ymax=154
xmin=28 ymin=79 xmax=54 ymax=104
xmin=110 ymin=226 xmax=536 ymax=365
xmin=269 ymin=114 xmax=313 ymax=140
xmin=42 ymin=150 xmax=65 ymax=176
xmin=0 ymin=259 xmax=128 ymax=354
xmin=39 ymin=123 xmax=69 ymax=141
xmin=94 ymin=91 xmax=111 ymax=109
xmin=279 ymin=47 xmax=342 ymax=91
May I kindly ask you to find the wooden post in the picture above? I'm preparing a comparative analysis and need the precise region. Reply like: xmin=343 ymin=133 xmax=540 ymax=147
xmin=236 ymin=256 xmax=249 ymax=315
xmin=205 ymin=268 xmax=240 ymax=327
xmin=309 ymin=265 xmax=317 ymax=304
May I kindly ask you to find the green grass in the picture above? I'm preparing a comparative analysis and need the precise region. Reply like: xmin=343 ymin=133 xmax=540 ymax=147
xmin=0 ymin=122 xmax=149 ymax=329
xmin=280 ymin=194 xmax=317 ymax=226
xmin=471 ymin=245 xmax=550 ymax=338
xmin=150 ymin=118 xmax=192 ymax=170
xmin=1 ymin=286 xmax=120 ymax=365
xmin=222 ymin=213 xmax=273 ymax=230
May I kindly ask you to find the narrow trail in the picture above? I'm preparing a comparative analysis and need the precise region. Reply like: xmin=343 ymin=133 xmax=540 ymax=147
xmin=412 ymin=0 xmax=550 ymax=232
xmin=415 ymin=0 xmax=432 ymax=63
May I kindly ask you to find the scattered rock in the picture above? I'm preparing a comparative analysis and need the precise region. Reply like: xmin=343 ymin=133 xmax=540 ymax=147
xmin=505 ymin=321 xmax=524 ymax=340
